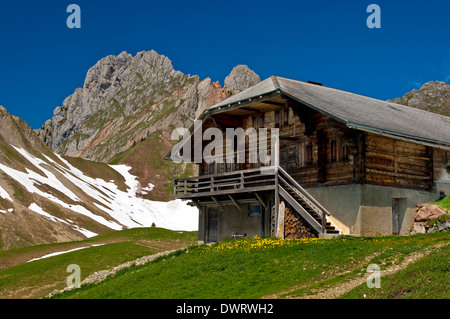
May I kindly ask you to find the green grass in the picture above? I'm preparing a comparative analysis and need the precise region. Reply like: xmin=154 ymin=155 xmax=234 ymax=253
xmin=341 ymin=243 xmax=450 ymax=299
xmin=432 ymin=196 xmax=450 ymax=211
xmin=0 ymin=228 xmax=197 ymax=298
xmin=52 ymin=232 xmax=449 ymax=299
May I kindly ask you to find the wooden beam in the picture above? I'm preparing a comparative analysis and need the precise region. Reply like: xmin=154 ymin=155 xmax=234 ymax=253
xmin=279 ymin=135 xmax=299 ymax=141
xmin=211 ymin=196 xmax=223 ymax=208
xmin=214 ymin=114 xmax=240 ymax=129
xmin=261 ymin=100 xmax=285 ymax=107
xmin=228 ymin=195 xmax=241 ymax=210
xmin=190 ymin=200 xmax=201 ymax=209
xmin=255 ymin=192 xmax=267 ymax=209
xmin=237 ymin=106 xmax=260 ymax=115
xmin=175 ymin=184 xmax=276 ymax=199
xmin=209 ymin=91 xmax=282 ymax=116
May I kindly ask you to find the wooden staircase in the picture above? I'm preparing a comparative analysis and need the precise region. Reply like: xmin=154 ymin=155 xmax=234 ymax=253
xmin=174 ymin=164 xmax=341 ymax=238
xmin=277 ymin=167 xmax=341 ymax=237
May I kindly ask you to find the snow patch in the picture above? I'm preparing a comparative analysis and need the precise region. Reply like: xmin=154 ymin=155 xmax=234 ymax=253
xmin=28 ymin=203 xmax=98 ymax=238
xmin=138 ymin=183 xmax=155 ymax=195
xmin=0 ymin=145 xmax=198 ymax=234
xmin=0 ymin=185 xmax=12 ymax=202
xmin=27 ymin=244 xmax=105 ymax=263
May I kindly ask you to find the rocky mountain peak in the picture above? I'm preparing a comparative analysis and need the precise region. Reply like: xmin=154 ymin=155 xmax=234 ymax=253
xmin=388 ymin=80 xmax=450 ymax=117
xmin=33 ymin=51 xmax=261 ymax=201
xmin=224 ymin=65 xmax=260 ymax=91
xmin=36 ymin=50 xmax=196 ymax=153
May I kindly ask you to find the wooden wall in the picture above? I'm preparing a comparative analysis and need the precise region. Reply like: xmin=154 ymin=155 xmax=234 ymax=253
xmin=364 ymin=134 xmax=433 ymax=190
xmin=197 ymin=98 xmax=442 ymax=192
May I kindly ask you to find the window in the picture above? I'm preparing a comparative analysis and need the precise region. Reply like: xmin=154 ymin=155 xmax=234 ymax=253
xmin=225 ymin=155 xmax=235 ymax=172
xmin=282 ymin=108 xmax=289 ymax=126
xmin=209 ymin=162 xmax=215 ymax=174
xmin=274 ymin=108 xmax=289 ymax=127
xmin=280 ymin=151 xmax=289 ymax=170
xmin=297 ymin=142 xmax=314 ymax=167
xmin=329 ymin=139 xmax=350 ymax=162
xmin=330 ymin=140 xmax=337 ymax=162
xmin=274 ymin=110 xmax=280 ymax=128
xmin=249 ymin=204 xmax=261 ymax=217
xmin=305 ymin=143 xmax=313 ymax=166
xmin=252 ymin=113 xmax=264 ymax=129
xmin=341 ymin=144 xmax=349 ymax=161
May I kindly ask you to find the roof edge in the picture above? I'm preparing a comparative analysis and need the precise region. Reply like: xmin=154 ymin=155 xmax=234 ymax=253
xmin=347 ymin=122 xmax=450 ymax=150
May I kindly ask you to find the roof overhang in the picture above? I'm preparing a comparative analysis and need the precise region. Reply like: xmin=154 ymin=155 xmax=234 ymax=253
xmin=164 ymin=76 xmax=450 ymax=160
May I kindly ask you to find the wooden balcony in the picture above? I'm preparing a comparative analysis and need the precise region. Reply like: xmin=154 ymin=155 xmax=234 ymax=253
xmin=174 ymin=167 xmax=277 ymax=199
xmin=174 ymin=166 xmax=341 ymax=236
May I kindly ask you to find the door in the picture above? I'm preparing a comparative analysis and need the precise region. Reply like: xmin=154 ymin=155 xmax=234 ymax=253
xmin=392 ymin=198 xmax=400 ymax=235
xmin=207 ymin=208 xmax=218 ymax=242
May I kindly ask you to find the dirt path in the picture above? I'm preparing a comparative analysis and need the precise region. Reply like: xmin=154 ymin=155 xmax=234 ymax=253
xmin=291 ymin=242 xmax=448 ymax=299
xmin=265 ymin=242 xmax=448 ymax=299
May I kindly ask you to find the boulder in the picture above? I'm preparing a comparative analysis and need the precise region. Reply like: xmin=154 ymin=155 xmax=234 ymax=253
xmin=414 ymin=204 xmax=447 ymax=222
xmin=437 ymin=220 xmax=450 ymax=232
xmin=412 ymin=222 xmax=426 ymax=234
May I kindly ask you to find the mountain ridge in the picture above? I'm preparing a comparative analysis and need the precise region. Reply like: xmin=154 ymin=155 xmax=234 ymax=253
xmin=388 ymin=80 xmax=450 ymax=117
xmin=36 ymin=50 xmax=259 ymax=201
xmin=0 ymin=104 xmax=197 ymax=250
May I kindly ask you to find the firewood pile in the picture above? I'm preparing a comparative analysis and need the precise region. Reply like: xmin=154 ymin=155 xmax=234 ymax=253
xmin=284 ymin=207 xmax=317 ymax=239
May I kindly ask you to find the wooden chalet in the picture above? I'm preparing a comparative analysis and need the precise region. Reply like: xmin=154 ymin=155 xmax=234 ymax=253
xmin=168 ymin=76 xmax=450 ymax=243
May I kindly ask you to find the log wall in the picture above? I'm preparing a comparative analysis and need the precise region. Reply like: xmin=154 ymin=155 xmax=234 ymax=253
xmin=365 ymin=134 xmax=433 ymax=190
xmin=197 ymin=98 xmax=442 ymax=192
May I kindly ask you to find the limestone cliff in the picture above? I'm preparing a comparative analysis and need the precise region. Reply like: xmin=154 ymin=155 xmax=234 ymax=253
xmin=36 ymin=51 xmax=260 ymax=200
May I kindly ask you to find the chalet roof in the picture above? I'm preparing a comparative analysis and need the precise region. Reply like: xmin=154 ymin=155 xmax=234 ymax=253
xmin=205 ymin=76 xmax=450 ymax=148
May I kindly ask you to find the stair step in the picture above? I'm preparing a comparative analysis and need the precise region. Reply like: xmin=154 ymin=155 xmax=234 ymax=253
xmin=278 ymin=176 xmax=342 ymax=236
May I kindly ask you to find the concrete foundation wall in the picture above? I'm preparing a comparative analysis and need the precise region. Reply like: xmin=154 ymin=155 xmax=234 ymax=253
xmin=436 ymin=181 xmax=450 ymax=196
xmin=198 ymin=203 xmax=266 ymax=243
xmin=197 ymin=183 xmax=441 ymax=242
xmin=217 ymin=204 xmax=262 ymax=241
xmin=306 ymin=184 xmax=362 ymax=235
xmin=307 ymin=184 xmax=440 ymax=237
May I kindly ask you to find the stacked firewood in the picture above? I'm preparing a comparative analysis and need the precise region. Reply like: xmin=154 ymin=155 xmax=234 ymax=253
xmin=284 ymin=207 xmax=316 ymax=239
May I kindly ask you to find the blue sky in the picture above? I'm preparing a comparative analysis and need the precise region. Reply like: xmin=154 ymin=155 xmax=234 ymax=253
xmin=1 ymin=0 xmax=449 ymax=129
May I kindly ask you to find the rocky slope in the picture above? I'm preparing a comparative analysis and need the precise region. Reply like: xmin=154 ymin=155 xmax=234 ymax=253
xmin=389 ymin=81 xmax=450 ymax=117
xmin=0 ymin=105 xmax=197 ymax=250
xmin=224 ymin=64 xmax=260 ymax=91
xmin=36 ymin=50 xmax=259 ymax=200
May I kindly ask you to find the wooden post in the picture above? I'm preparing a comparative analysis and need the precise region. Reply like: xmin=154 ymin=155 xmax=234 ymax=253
xmin=174 ymin=179 xmax=178 ymax=197
xmin=273 ymin=131 xmax=280 ymax=238
xmin=322 ymin=211 xmax=326 ymax=235
xmin=276 ymin=201 xmax=285 ymax=239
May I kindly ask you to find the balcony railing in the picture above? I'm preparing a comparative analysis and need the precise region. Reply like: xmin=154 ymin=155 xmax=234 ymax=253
xmin=174 ymin=167 xmax=277 ymax=199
